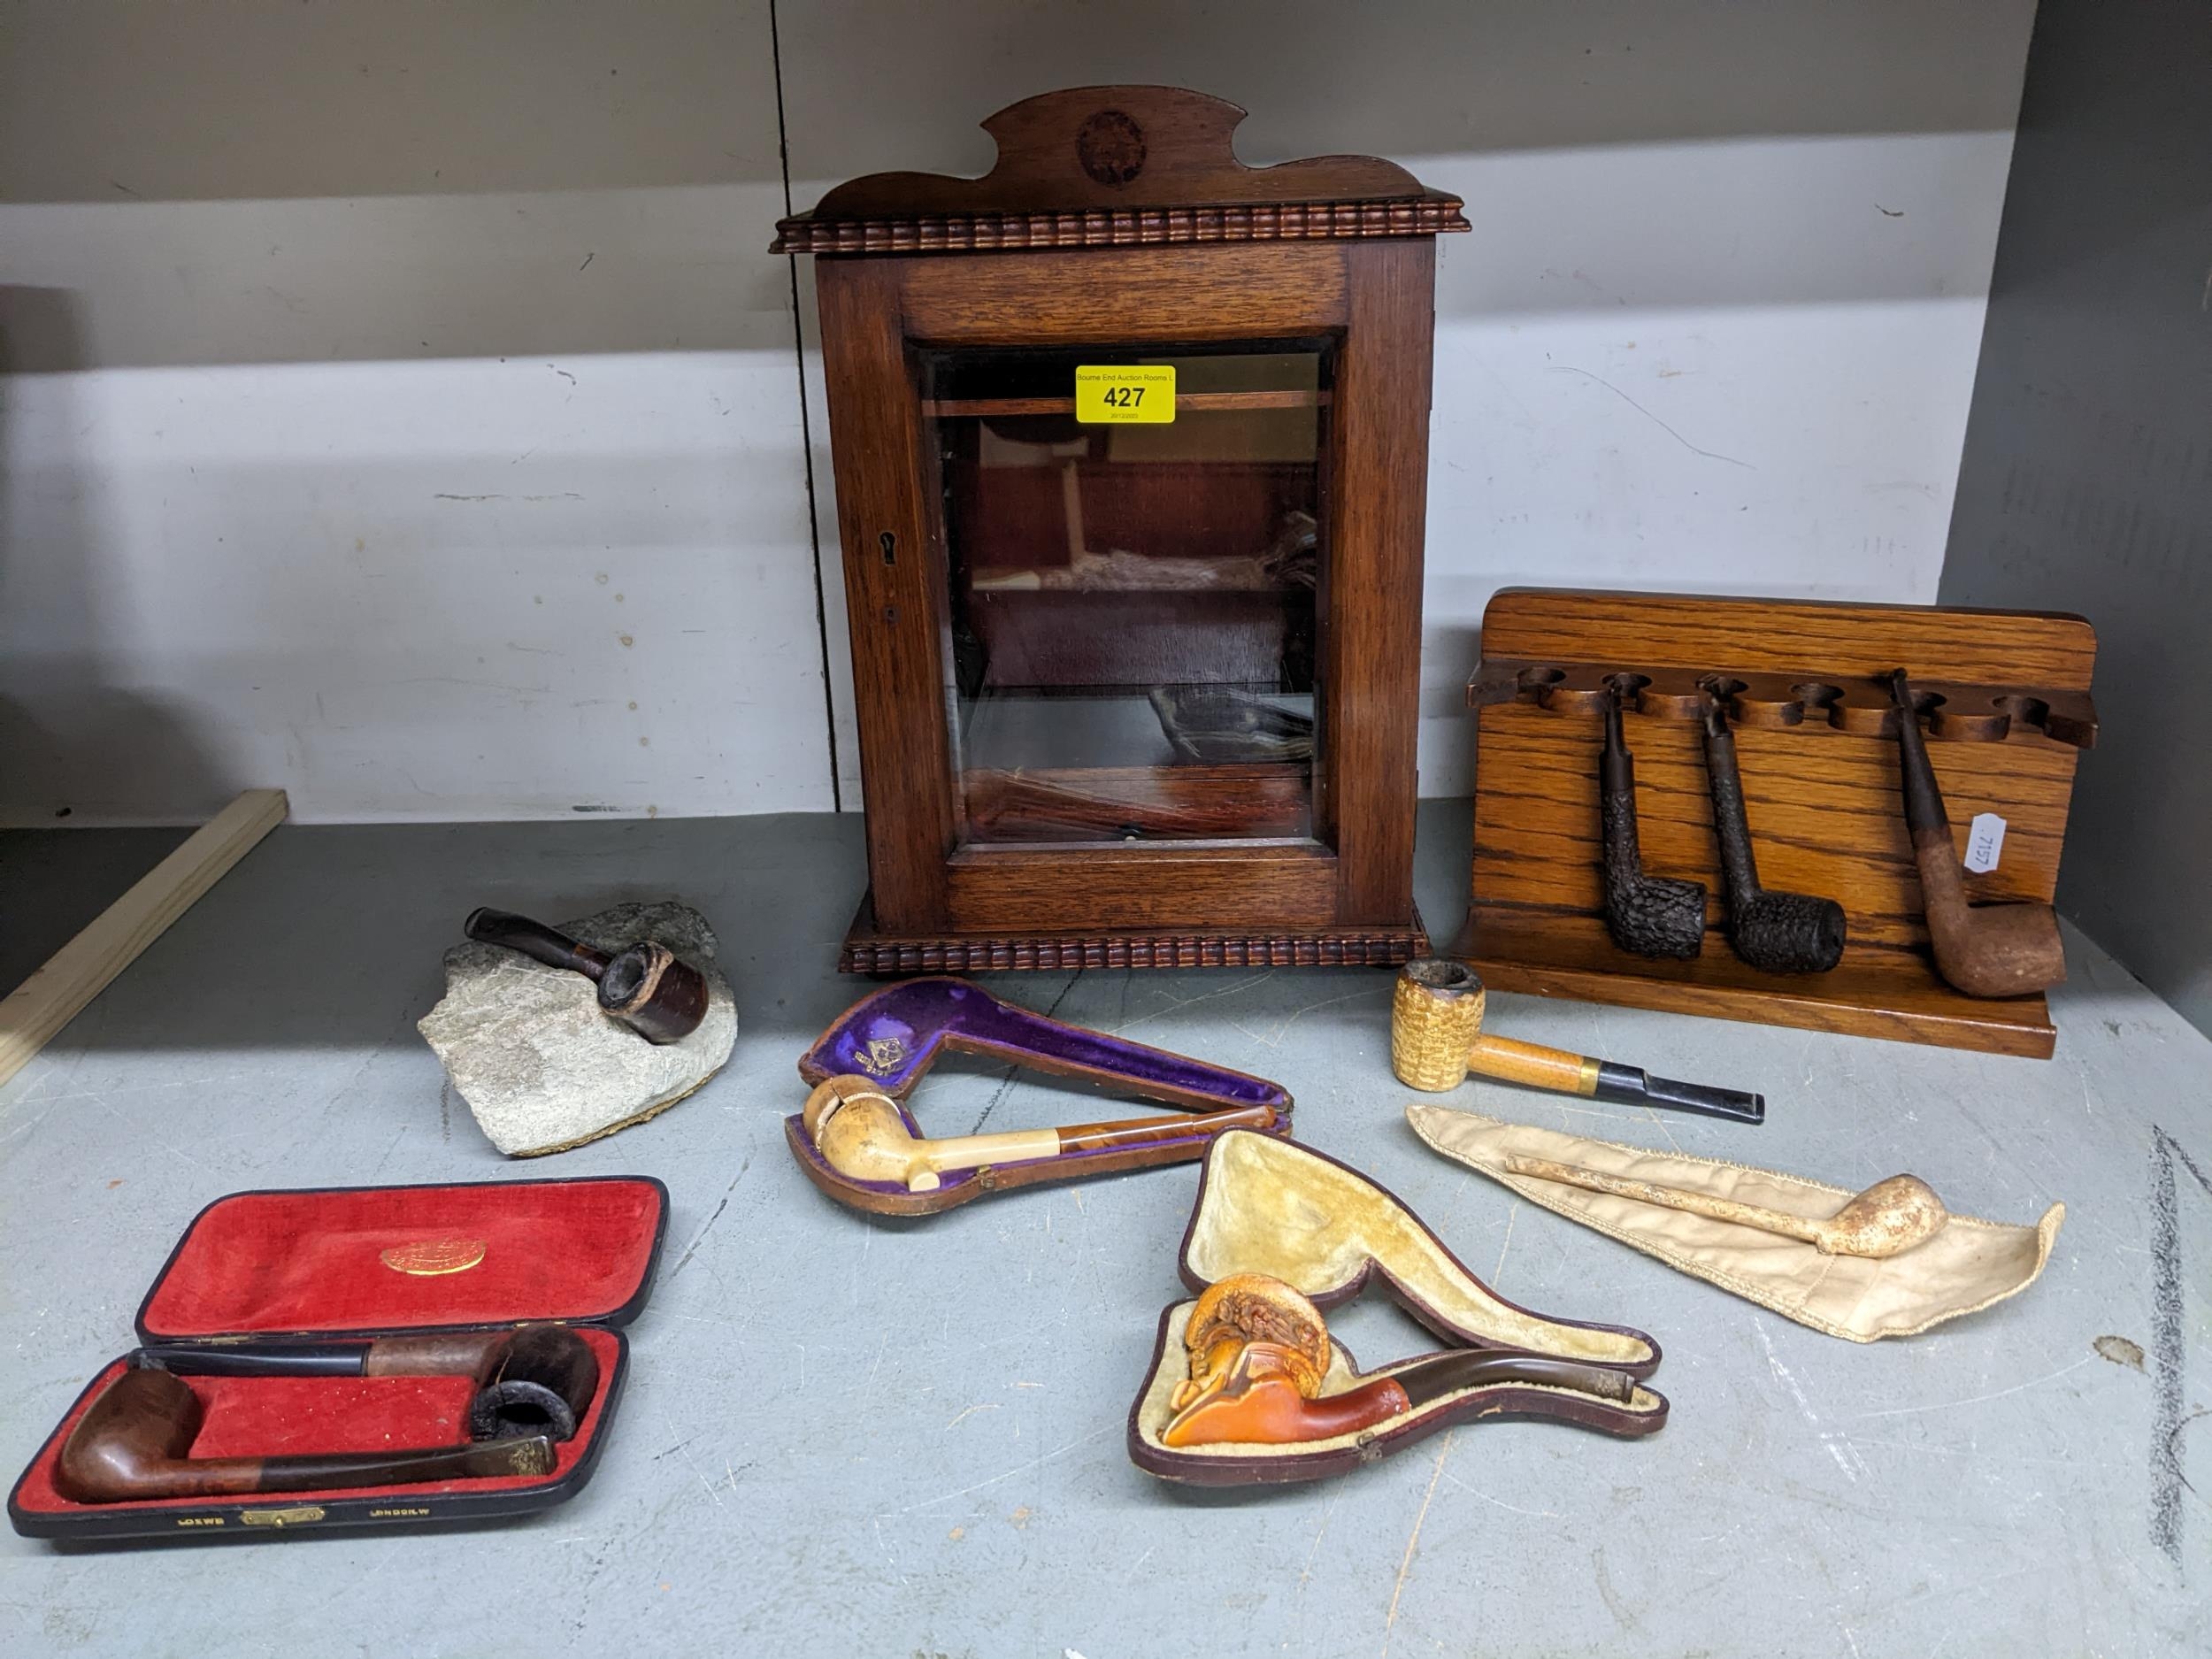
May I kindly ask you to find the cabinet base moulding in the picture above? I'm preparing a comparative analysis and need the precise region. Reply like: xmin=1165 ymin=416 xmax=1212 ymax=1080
xmin=841 ymin=896 xmax=1428 ymax=976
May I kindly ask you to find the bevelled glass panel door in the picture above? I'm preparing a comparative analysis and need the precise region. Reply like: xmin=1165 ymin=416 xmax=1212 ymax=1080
xmin=920 ymin=340 xmax=1332 ymax=849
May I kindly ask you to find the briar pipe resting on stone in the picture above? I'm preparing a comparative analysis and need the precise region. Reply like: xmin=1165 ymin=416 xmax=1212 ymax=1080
xmin=465 ymin=907 xmax=708 ymax=1043
xmin=1889 ymin=671 xmax=2066 ymax=997
xmin=1600 ymin=680 xmax=1707 ymax=959
xmin=1392 ymin=959 xmax=1764 ymax=1125
xmin=1161 ymin=1274 xmax=1636 ymax=1449
xmin=803 ymin=1073 xmax=1280 ymax=1193
xmin=52 ymin=1367 xmax=555 ymax=1503
xmin=1700 ymin=688 xmax=1847 ymax=974
xmin=1502 ymin=1156 xmax=1950 ymax=1259
xmin=136 ymin=1325 xmax=601 ymax=1443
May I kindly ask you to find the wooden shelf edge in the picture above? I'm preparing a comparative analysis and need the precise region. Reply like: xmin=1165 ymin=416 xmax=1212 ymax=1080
xmin=841 ymin=895 xmax=1428 ymax=975
xmin=1450 ymin=908 xmax=2055 ymax=1060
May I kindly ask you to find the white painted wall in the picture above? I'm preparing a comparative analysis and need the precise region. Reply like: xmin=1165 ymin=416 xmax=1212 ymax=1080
xmin=1 ymin=2 xmax=2033 ymax=823
xmin=1 ymin=2 xmax=822 ymax=824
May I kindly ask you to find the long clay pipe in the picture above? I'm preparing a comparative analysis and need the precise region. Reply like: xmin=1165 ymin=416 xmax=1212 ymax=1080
xmin=1600 ymin=681 xmax=1707 ymax=959
xmin=802 ymin=1074 xmax=1279 ymax=1193
xmin=1700 ymin=690 xmax=1847 ymax=973
xmin=465 ymin=908 xmax=708 ymax=1043
xmin=1888 ymin=671 xmax=2065 ymax=997
xmin=136 ymin=1325 xmax=600 ymax=1443
xmin=1502 ymin=1156 xmax=1949 ymax=1258
xmin=53 ymin=1367 xmax=554 ymax=1503
xmin=1161 ymin=1274 xmax=1636 ymax=1449
xmin=1392 ymin=959 xmax=1763 ymax=1124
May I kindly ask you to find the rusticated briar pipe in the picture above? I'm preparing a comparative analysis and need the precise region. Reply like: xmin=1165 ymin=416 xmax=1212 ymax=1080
xmin=1889 ymin=671 xmax=2065 ymax=997
xmin=465 ymin=908 xmax=708 ymax=1043
xmin=1601 ymin=682 xmax=1706 ymax=959
xmin=54 ymin=1368 xmax=554 ymax=1504
xmin=1160 ymin=1275 xmax=1636 ymax=1449
xmin=137 ymin=1325 xmax=600 ymax=1443
xmin=1700 ymin=690 xmax=1847 ymax=974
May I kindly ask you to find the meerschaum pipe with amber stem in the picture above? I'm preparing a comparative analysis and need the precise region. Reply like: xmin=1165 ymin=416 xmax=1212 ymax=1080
xmin=802 ymin=1075 xmax=1279 ymax=1193
xmin=1160 ymin=1275 xmax=1636 ymax=1449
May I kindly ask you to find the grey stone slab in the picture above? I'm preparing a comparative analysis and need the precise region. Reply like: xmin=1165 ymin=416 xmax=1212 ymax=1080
xmin=2 ymin=803 xmax=2208 ymax=1656
xmin=419 ymin=900 xmax=738 ymax=1156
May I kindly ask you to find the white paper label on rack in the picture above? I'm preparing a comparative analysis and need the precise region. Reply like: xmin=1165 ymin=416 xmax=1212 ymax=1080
xmin=1964 ymin=812 xmax=2007 ymax=873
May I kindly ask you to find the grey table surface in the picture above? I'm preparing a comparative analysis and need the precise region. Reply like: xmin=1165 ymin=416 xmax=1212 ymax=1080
xmin=1 ymin=803 xmax=2207 ymax=1657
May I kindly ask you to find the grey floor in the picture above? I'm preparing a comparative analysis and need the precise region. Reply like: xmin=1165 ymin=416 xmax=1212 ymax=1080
xmin=2 ymin=803 xmax=2208 ymax=1656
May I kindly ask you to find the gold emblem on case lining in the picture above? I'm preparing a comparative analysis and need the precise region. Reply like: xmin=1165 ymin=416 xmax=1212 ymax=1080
xmin=380 ymin=1238 xmax=488 ymax=1276
xmin=858 ymin=1037 xmax=908 ymax=1077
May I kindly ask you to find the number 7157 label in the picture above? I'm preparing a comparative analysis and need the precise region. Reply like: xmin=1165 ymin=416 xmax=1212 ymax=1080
xmin=1075 ymin=365 xmax=1176 ymax=424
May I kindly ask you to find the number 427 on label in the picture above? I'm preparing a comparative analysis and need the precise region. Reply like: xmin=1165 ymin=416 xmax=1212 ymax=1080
xmin=1075 ymin=365 xmax=1176 ymax=424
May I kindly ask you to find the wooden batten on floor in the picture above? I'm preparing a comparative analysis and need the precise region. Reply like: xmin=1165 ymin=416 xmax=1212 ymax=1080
xmin=0 ymin=788 xmax=289 ymax=1087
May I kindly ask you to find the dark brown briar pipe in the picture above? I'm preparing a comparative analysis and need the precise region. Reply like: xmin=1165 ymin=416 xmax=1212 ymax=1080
xmin=1890 ymin=670 xmax=2065 ymax=997
xmin=53 ymin=1368 xmax=555 ymax=1504
xmin=1699 ymin=690 xmax=1847 ymax=973
xmin=1600 ymin=681 xmax=1706 ymax=959
xmin=137 ymin=1325 xmax=601 ymax=1443
xmin=464 ymin=908 xmax=708 ymax=1044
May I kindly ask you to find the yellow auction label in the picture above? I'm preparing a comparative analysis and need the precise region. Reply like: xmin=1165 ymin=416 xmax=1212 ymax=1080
xmin=1075 ymin=365 xmax=1175 ymax=423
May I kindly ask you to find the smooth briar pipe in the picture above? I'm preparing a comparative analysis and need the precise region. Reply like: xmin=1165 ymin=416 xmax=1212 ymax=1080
xmin=465 ymin=908 xmax=708 ymax=1043
xmin=1888 ymin=671 xmax=2065 ymax=997
xmin=1600 ymin=681 xmax=1707 ymax=959
xmin=802 ymin=1075 xmax=1279 ymax=1193
xmin=136 ymin=1325 xmax=601 ymax=1443
xmin=54 ymin=1368 xmax=554 ymax=1504
xmin=1699 ymin=689 xmax=1847 ymax=974
xmin=1391 ymin=959 xmax=1763 ymax=1125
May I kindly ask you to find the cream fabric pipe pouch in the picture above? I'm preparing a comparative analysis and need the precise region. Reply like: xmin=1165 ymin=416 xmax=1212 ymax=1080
xmin=1406 ymin=1104 xmax=2064 ymax=1343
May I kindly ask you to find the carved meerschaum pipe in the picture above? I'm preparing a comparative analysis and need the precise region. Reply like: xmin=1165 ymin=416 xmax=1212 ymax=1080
xmin=465 ymin=908 xmax=709 ymax=1043
xmin=802 ymin=1074 xmax=1279 ymax=1194
xmin=1160 ymin=1274 xmax=1636 ymax=1449
xmin=54 ymin=1368 xmax=555 ymax=1503
xmin=1392 ymin=959 xmax=1763 ymax=1125
xmin=1502 ymin=1156 xmax=1950 ymax=1259
xmin=136 ymin=1325 xmax=601 ymax=1443
xmin=1699 ymin=689 xmax=1847 ymax=974
xmin=1888 ymin=671 xmax=2065 ymax=997
xmin=1600 ymin=681 xmax=1707 ymax=959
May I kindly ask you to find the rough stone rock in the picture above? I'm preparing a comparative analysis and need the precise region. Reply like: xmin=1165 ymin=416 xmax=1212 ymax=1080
xmin=418 ymin=900 xmax=737 ymax=1157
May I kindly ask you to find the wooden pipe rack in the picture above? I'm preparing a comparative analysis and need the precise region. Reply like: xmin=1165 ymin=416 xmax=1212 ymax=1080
xmin=1450 ymin=590 xmax=2099 ymax=1057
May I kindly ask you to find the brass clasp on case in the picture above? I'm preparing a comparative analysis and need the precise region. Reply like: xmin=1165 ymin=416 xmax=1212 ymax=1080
xmin=240 ymin=1505 xmax=326 ymax=1527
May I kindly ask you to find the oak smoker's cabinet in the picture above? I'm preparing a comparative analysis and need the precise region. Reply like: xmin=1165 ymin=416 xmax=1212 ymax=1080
xmin=776 ymin=86 xmax=1466 ymax=973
